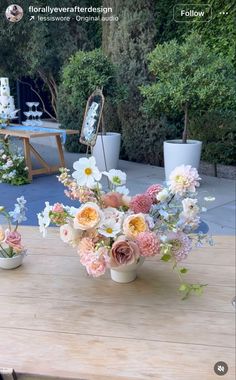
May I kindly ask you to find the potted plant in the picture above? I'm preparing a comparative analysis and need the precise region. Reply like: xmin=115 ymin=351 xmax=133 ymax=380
xmin=140 ymin=32 xmax=236 ymax=179
xmin=0 ymin=196 xmax=27 ymax=269
xmin=38 ymin=156 xmax=213 ymax=299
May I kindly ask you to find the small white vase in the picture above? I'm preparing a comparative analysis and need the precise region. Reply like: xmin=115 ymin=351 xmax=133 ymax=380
xmin=164 ymin=139 xmax=202 ymax=180
xmin=92 ymin=132 xmax=121 ymax=171
xmin=0 ymin=251 xmax=26 ymax=270
xmin=110 ymin=257 xmax=145 ymax=283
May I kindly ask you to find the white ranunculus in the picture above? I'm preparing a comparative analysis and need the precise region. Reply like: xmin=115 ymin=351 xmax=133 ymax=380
xmin=60 ymin=223 xmax=82 ymax=247
xmin=181 ymin=198 xmax=199 ymax=218
xmin=156 ymin=188 xmax=169 ymax=202
xmin=103 ymin=207 xmax=124 ymax=225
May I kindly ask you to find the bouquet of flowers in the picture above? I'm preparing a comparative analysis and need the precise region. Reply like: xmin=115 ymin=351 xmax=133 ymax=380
xmin=0 ymin=138 xmax=29 ymax=185
xmin=0 ymin=196 xmax=27 ymax=258
xmin=38 ymin=157 xmax=212 ymax=299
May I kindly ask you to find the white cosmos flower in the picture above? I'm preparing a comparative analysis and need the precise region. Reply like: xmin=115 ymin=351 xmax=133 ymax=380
xmin=72 ymin=157 xmax=101 ymax=188
xmin=98 ymin=220 xmax=121 ymax=238
xmin=116 ymin=185 xmax=129 ymax=195
xmin=103 ymin=169 xmax=126 ymax=186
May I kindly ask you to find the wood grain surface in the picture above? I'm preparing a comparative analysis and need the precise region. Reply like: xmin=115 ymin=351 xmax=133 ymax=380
xmin=0 ymin=227 xmax=235 ymax=380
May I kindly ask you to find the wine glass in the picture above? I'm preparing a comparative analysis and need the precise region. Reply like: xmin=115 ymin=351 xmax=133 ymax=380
xmin=26 ymin=102 xmax=35 ymax=112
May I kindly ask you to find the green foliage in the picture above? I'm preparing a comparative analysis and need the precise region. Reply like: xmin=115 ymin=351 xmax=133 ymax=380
xmin=190 ymin=0 xmax=236 ymax=65
xmin=179 ymin=283 xmax=207 ymax=300
xmin=140 ymin=32 xmax=236 ymax=142
xmin=189 ymin=111 xmax=236 ymax=165
xmin=161 ymin=253 xmax=171 ymax=262
xmin=102 ymin=0 xmax=177 ymax=164
xmin=57 ymin=49 xmax=117 ymax=152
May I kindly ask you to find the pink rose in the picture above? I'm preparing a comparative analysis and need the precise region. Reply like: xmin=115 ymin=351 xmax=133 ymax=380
xmin=111 ymin=236 xmax=140 ymax=267
xmin=102 ymin=192 xmax=123 ymax=208
xmin=4 ymin=230 xmax=23 ymax=251
xmin=130 ymin=193 xmax=152 ymax=214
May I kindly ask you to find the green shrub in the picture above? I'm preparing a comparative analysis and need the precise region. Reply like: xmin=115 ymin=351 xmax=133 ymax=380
xmin=57 ymin=49 xmax=117 ymax=152
xmin=189 ymin=111 xmax=236 ymax=165
xmin=140 ymin=32 xmax=236 ymax=143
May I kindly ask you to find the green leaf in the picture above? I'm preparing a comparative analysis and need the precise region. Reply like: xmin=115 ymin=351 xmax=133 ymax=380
xmin=180 ymin=268 xmax=188 ymax=274
xmin=161 ymin=254 xmax=171 ymax=262
xmin=179 ymin=284 xmax=188 ymax=292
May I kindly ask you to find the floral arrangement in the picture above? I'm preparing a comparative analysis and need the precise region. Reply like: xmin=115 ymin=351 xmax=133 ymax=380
xmin=0 ymin=196 xmax=27 ymax=257
xmin=0 ymin=138 xmax=29 ymax=185
xmin=38 ymin=157 xmax=213 ymax=299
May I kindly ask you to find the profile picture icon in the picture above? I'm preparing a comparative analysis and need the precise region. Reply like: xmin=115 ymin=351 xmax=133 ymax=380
xmin=5 ymin=4 xmax=23 ymax=23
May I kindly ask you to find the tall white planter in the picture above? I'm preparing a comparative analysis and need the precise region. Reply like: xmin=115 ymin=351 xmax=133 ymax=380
xmin=92 ymin=132 xmax=121 ymax=171
xmin=164 ymin=140 xmax=202 ymax=180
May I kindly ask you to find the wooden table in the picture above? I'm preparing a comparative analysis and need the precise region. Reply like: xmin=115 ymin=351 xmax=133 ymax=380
xmin=0 ymin=227 xmax=235 ymax=380
xmin=0 ymin=127 xmax=78 ymax=180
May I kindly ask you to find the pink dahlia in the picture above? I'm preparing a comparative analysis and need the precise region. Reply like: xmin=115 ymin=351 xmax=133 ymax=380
xmin=146 ymin=184 xmax=163 ymax=202
xmin=130 ymin=193 xmax=152 ymax=214
xmin=167 ymin=232 xmax=192 ymax=261
xmin=136 ymin=232 xmax=160 ymax=257
xmin=169 ymin=165 xmax=201 ymax=196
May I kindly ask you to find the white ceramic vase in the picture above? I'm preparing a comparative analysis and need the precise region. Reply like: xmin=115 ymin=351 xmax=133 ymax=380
xmin=92 ymin=132 xmax=121 ymax=171
xmin=0 ymin=251 xmax=26 ymax=270
xmin=164 ymin=139 xmax=202 ymax=180
xmin=110 ymin=257 xmax=145 ymax=283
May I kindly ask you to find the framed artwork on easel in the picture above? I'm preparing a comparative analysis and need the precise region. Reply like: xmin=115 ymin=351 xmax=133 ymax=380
xmin=80 ymin=88 xmax=105 ymax=147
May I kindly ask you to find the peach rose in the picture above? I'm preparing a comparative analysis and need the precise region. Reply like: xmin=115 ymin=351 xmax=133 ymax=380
xmin=123 ymin=213 xmax=148 ymax=238
xmin=102 ymin=192 xmax=123 ymax=208
xmin=0 ymin=226 xmax=5 ymax=242
xmin=110 ymin=236 xmax=140 ymax=267
xmin=74 ymin=202 xmax=103 ymax=230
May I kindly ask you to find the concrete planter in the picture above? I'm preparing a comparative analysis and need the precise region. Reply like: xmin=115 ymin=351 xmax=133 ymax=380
xmin=164 ymin=139 xmax=202 ymax=180
xmin=0 ymin=251 xmax=26 ymax=270
xmin=92 ymin=132 xmax=121 ymax=172
xmin=110 ymin=257 xmax=145 ymax=283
